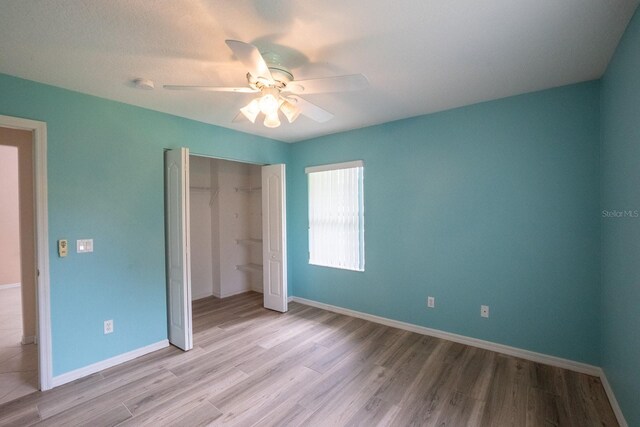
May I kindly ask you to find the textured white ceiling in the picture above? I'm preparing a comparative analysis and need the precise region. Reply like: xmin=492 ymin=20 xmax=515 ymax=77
xmin=0 ymin=0 xmax=637 ymax=142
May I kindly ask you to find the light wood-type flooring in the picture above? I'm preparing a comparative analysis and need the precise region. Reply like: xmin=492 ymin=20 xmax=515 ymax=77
xmin=0 ymin=291 xmax=617 ymax=426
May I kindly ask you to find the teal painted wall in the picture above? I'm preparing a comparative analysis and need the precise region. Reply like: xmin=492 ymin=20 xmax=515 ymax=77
xmin=289 ymin=82 xmax=602 ymax=364
xmin=601 ymin=5 xmax=640 ymax=426
xmin=0 ymin=73 xmax=289 ymax=375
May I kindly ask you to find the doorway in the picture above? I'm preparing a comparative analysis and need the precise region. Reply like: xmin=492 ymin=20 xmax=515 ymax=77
xmin=189 ymin=156 xmax=264 ymax=300
xmin=0 ymin=138 xmax=38 ymax=403
xmin=0 ymin=115 xmax=52 ymax=394
xmin=164 ymin=148 xmax=287 ymax=351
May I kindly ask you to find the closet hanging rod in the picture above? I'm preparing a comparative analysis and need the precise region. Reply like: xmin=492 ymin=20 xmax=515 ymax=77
xmin=234 ymin=186 xmax=262 ymax=193
xmin=190 ymin=186 xmax=212 ymax=191
xmin=235 ymin=238 xmax=263 ymax=245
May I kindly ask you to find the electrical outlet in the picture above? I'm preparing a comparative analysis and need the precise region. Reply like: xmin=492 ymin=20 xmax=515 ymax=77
xmin=481 ymin=305 xmax=489 ymax=318
xmin=427 ymin=296 xmax=435 ymax=308
xmin=104 ymin=319 xmax=114 ymax=334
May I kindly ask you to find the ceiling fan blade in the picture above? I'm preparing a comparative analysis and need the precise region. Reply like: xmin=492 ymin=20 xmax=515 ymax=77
xmin=163 ymin=85 xmax=258 ymax=93
xmin=284 ymin=74 xmax=369 ymax=94
xmin=286 ymin=95 xmax=334 ymax=123
xmin=225 ymin=40 xmax=273 ymax=82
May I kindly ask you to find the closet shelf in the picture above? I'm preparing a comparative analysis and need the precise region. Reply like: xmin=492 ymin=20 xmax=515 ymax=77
xmin=235 ymin=238 xmax=263 ymax=246
xmin=235 ymin=186 xmax=262 ymax=193
xmin=236 ymin=263 xmax=263 ymax=273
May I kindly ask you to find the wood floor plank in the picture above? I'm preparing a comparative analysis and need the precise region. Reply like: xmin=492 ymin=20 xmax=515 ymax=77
xmin=479 ymin=354 xmax=531 ymax=427
xmin=122 ymin=367 xmax=247 ymax=417
xmin=372 ymin=333 xmax=442 ymax=404
xmin=254 ymin=310 xmax=340 ymax=350
xmin=559 ymin=371 xmax=619 ymax=427
xmin=452 ymin=346 xmax=496 ymax=401
xmin=316 ymin=316 xmax=368 ymax=348
xmin=163 ymin=401 xmax=222 ymax=427
xmin=301 ymin=365 xmax=391 ymax=426
xmin=0 ymin=291 xmax=619 ymax=426
xmin=210 ymin=344 xmax=323 ymax=412
xmin=119 ymin=393 xmax=222 ymax=426
xmin=212 ymin=366 xmax=320 ymax=426
xmin=251 ymin=402 xmax=314 ymax=427
xmin=0 ymin=403 xmax=40 ymax=426
xmin=344 ymin=396 xmax=400 ymax=427
xmin=526 ymin=387 xmax=562 ymax=427
xmin=387 ymin=343 xmax=461 ymax=426
xmin=306 ymin=321 xmax=386 ymax=374
xmin=36 ymin=369 xmax=176 ymax=424
xmin=434 ymin=390 xmax=486 ymax=426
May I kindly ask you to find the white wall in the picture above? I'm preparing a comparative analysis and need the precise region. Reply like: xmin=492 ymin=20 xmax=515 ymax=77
xmin=210 ymin=160 xmax=221 ymax=298
xmin=189 ymin=156 xmax=215 ymax=300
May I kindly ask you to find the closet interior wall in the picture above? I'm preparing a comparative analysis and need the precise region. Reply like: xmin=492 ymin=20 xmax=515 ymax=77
xmin=189 ymin=156 xmax=263 ymax=301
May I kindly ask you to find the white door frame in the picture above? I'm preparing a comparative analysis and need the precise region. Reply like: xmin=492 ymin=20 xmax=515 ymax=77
xmin=0 ymin=114 xmax=52 ymax=391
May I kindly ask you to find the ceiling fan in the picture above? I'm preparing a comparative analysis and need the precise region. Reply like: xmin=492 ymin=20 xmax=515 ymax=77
xmin=164 ymin=40 xmax=369 ymax=128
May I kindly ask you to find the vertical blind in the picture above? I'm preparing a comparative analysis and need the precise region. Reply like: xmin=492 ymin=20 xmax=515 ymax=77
xmin=306 ymin=161 xmax=364 ymax=271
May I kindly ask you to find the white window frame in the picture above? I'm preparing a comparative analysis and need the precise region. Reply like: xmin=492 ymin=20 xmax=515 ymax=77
xmin=306 ymin=160 xmax=365 ymax=272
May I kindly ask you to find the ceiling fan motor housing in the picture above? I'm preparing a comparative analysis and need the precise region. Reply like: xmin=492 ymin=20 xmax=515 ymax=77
xmin=246 ymin=51 xmax=294 ymax=90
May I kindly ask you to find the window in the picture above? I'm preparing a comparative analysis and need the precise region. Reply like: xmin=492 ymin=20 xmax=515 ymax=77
xmin=306 ymin=161 xmax=364 ymax=271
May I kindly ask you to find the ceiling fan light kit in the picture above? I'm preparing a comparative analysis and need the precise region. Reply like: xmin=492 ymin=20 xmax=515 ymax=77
xmin=239 ymin=98 xmax=260 ymax=123
xmin=164 ymin=40 xmax=369 ymax=129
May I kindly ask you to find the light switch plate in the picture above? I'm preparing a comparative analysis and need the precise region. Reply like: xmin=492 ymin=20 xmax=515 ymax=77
xmin=77 ymin=239 xmax=93 ymax=253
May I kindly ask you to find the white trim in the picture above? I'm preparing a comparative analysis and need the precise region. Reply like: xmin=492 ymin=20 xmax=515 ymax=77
xmin=305 ymin=160 xmax=364 ymax=174
xmin=51 ymin=340 xmax=169 ymax=388
xmin=598 ymin=369 xmax=628 ymax=427
xmin=220 ymin=288 xmax=253 ymax=299
xmin=291 ymin=296 xmax=601 ymax=376
xmin=22 ymin=335 xmax=36 ymax=345
xmin=0 ymin=283 xmax=21 ymax=290
xmin=0 ymin=115 xmax=52 ymax=391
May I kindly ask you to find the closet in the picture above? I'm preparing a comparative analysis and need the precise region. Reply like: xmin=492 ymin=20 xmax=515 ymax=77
xmin=189 ymin=156 xmax=263 ymax=300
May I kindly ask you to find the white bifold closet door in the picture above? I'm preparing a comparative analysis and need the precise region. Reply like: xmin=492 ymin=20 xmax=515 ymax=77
xmin=262 ymin=164 xmax=288 ymax=313
xmin=165 ymin=149 xmax=287 ymax=352
xmin=165 ymin=147 xmax=193 ymax=351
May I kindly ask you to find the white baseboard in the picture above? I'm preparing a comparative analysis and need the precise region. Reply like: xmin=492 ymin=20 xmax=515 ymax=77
xmin=51 ymin=340 xmax=169 ymax=388
xmin=219 ymin=288 xmax=252 ymax=298
xmin=291 ymin=296 xmax=600 ymax=376
xmin=21 ymin=335 xmax=36 ymax=345
xmin=192 ymin=291 xmax=214 ymax=301
xmin=598 ymin=369 xmax=628 ymax=427
xmin=0 ymin=283 xmax=20 ymax=290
